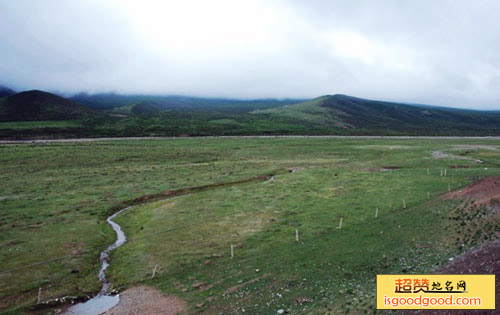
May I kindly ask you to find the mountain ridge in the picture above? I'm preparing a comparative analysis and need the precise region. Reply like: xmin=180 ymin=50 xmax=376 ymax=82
xmin=253 ymin=94 xmax=500 ymax=134
xmin=0 ymin=90 xmax=97 ymax=121
xmin=0 ymin=85 xmax=16 ymax=98
xmin=1 ymin=89 xmax=500 ymax=137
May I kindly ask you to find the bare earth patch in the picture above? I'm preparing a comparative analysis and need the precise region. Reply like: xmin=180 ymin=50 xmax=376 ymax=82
xmin=104 ymin=286 xmax=186 ymax=315
xmin=443 ymin=176 xmax=500 ymax=206
xmin=413 ymin=241 xmax=500 ymax=315
xmin=411 ymin=177 xmax=500 ymax=314
xmin=451 ymin=145 xmax=499 ymax=151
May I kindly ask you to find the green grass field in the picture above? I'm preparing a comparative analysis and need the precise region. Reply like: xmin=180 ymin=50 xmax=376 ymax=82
xmin=0 ymin=120 xmax=83 ymax=130
xmin=1 ymin=137 xmax=499 ymax=314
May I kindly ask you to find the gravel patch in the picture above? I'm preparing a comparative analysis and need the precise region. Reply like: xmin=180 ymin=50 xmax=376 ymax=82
xmin=104 ymin=286 xmax=186 ymax=315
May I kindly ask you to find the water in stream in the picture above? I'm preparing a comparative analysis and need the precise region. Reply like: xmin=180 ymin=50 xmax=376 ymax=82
xmin=63 ymin=207 xmax=131 ymax=315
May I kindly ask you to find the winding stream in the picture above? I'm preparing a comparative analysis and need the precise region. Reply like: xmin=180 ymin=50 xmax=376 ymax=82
xmin=61 ymin=172 xmax=280 ymax=314
xmin=64 ymin=207 xmax=131 ymax=315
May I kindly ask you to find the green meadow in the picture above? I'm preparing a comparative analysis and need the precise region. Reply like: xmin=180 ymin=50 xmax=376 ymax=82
xmin=1 ymin=137 xmax=499 ymax=314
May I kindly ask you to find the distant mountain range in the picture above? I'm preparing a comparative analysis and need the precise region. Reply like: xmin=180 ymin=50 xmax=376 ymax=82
xmin=70 ymin=93 xmax=303 ymax=111
xmin=0 ymin=90 xmax=97 ymax=121
xmin=1 ymin=87 xmax=500 ymax=137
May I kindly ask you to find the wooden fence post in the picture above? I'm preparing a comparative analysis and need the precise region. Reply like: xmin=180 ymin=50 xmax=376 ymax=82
xmin=152 ymin=264 xmax=158 ymax=279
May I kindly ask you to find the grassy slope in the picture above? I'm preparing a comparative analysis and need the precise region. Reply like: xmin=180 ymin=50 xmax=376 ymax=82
xmin=0 ymin=138 xmax=499 ymax=314
xmin=253 ymin=94 xmax=500 ymax=135
xmin=0 ymin=120 xmax=83 ymax=130
xmin=0 ymin=111 xmax=333 ymax=139
xmin=112 ymin=102 xmax=162 ymax=115
xmin=3 ymin=93 xmax=500 ymax=138
xmin=252 ymin=96 xmax=352 ymax=128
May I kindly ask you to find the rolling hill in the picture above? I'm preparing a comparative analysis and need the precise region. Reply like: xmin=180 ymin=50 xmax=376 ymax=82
xmin=112 ymin=101 xmax=163 ymax=115
xmin=71 ymin=93 xmax=303 ymax=112
xmin=1 ymin=90 xmax=500 ymax=138
xmin=0 ymin=85 xmax=16 ymax=98
xmin=0 ymin=90 xmax=97 ymax=121
xmin=253 ymin=94 xmax=500 ymax=134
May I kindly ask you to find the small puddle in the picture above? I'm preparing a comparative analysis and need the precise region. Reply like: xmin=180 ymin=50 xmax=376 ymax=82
xmin=63 ymin=295 xmax=119 ymax=315
xmin=64 ymin=207 xmax=131 ymax=315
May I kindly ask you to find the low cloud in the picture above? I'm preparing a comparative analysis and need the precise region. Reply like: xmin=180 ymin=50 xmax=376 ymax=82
xmin=1 ymin=0 xmax=499 ymax=109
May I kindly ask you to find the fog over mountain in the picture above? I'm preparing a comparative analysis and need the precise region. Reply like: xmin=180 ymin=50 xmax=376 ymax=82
xmin=1 ymin=0 xmax=500 ymax=109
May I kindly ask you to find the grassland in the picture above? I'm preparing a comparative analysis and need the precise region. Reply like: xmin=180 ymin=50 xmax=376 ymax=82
xmin=0 ymin=121 xmax=83 ymax=130
xmin=0 ymin=112 xmax=330 ymax=139
xmin=252 ymin=97 xmax=352 ymax=128
xmin=1 ymin=137 xmax=500 ymax=314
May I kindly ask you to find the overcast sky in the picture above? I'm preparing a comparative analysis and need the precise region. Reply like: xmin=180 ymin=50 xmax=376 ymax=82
xmin=1 ymin=0 xmax=500 ymax=109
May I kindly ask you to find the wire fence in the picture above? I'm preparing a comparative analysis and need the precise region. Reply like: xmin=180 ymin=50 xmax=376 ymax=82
xmin=2 ymin=165 xmax=499 ymax=276
xmin=1 ymin=165 xmax=499 ymax=305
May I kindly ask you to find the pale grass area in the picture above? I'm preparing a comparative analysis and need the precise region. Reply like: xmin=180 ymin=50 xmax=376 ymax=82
xmin=356 ymin=144 xmax=420 ymax=150
xmin=430 ymin=150 xmax=483 ymax=163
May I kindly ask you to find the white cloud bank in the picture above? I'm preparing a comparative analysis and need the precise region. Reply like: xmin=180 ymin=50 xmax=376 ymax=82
xmin=1 ymin=0 xmax=500 ymax=109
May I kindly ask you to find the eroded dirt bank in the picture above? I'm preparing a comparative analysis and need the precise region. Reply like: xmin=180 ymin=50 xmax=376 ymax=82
xmin=414 ymin=177 xmax=500 ymax=314
xmin=444 ymin=176 xmax=500 ymax=206
xmin=408 ymin=241 xmax=500 ymax=315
